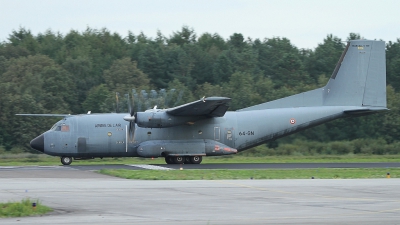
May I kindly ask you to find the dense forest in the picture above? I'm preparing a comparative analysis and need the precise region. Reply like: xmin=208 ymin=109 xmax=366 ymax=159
xmin=1 ymin=26 xmax=400 ymax=155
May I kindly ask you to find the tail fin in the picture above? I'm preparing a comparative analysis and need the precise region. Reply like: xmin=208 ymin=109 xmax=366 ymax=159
xmin=323 ymin=40 xmax=386 ymax=107
xmin=238 ymin=40 xmax=386 ymax=111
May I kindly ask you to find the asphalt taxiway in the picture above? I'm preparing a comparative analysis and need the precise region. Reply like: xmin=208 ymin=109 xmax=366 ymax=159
xmin=3 ymin=162 xmax=400 ymax=173
xmin=0 ymin=165 xmax=400 ymax=224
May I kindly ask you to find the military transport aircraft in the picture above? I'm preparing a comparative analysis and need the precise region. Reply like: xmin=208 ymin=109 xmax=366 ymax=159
xmin=20 ymin=40 xmax=387 ymax=165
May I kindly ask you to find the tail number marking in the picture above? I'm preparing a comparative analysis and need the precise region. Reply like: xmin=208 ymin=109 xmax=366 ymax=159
xmin=239 ymin=131 xmax=254 ymax=136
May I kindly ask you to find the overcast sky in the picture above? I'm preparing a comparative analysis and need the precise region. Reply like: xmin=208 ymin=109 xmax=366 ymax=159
xmin=1 ymin=0 xmax=399 ymax=49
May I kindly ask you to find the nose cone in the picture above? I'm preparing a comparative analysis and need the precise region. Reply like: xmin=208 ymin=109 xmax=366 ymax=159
xmin=30 ymin=134 xmax=44 ymax=152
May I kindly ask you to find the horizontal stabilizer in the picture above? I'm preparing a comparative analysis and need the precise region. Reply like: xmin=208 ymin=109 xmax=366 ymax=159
xmin=343 ymin=107 xmax=388 ymax=115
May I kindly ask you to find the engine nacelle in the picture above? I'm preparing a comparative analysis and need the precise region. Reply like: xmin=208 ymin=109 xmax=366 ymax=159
xmin=135 ymin=111 xmax=203 ymax=128
xmin=137 ymin=139 xmax=237 ymax=158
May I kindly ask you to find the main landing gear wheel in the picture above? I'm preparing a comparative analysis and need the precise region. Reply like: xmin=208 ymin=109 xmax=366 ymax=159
xmin=184 ymin=157 xmax=192 ymax=164
xmin=173 ymin=156 xmax=185 ymax=164
xmin=61 ymin=156 xmax=72 ymax=165
xmin=189 ymin=156 xmax=202 ymax=164
xmin=165 ymin=156 xmax=174 ymax=164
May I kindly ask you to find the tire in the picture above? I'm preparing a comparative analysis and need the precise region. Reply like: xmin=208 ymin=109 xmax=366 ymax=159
xmin=61 ymin=156 xmax=72 ymax=165
xmin=184 ymin=157 xmax=191 ymax=164
xmin=165 ymin=156 xmax=174 ymax=164
xmin=173 ymin=156 xmax=185 ymax=164
xmin=189 ymin=156 xmax=202 ymax=164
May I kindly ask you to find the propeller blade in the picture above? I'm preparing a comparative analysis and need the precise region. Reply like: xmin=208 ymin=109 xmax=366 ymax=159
xmin=124 ymin=91 xmax=137 ymax=141
xmin=116 ymin=92 xmax=120 ymax=113
xmin=131 ymin=89 xmax=137 ymax=114
xmin=130 ymin=92 xmax=135 ymax=117
xmin=125 ymin=93 xmax=133 ymax=117
xmin=123 ymin=93 xmax=135 ymax=121
xmin=129 ymin=119 xmax=135 ymax=140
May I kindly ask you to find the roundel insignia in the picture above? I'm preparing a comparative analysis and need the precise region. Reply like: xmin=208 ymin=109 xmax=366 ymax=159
xmin=290 ymin=119 xmax=296 ymax=124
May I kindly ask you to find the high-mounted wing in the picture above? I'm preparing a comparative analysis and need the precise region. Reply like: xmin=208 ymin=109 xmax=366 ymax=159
xmin=16 ymin=114 xmax=72 ymax=117
xmin=166 ymin=97 xmax=231 ymax=117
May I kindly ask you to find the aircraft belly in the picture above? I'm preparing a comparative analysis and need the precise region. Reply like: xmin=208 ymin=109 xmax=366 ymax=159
xmin=137 ymin=139 xmax=237 ymax=157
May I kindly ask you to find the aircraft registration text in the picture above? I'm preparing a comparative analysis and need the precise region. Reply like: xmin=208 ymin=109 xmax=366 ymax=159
xmin=95 ymin=123 xmax=122 ymax=128
xmin=239 ymin=131 xmax=255 ymax=136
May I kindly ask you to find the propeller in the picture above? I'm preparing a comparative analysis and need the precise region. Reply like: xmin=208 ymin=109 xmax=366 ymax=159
xmin=115 ymin=92 xmax=120 ymax=113
xmin=123 ymin=90 xmax=136 ymax=141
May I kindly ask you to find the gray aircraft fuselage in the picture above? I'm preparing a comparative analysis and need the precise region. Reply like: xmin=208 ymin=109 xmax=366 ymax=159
xmin=41 ymin=106 xmax=363 ymax=158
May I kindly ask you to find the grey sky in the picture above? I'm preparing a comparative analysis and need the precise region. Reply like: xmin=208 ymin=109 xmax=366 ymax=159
xmin=1 ymin=0 xmax=399 ymax=49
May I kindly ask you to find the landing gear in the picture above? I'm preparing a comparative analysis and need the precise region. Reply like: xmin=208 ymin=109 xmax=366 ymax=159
xmin=173 ymin=156 xmax=185 ymax=164
xmin=165 ymin=156 xmax=174 ymax=164
xmin=61 ymin=156 xmax=72 ymax=165
xmin=184 ymin=157 xmax=192 ymax=164
xmin=189 ymin=156 xmax=202 ymax=164
xmin=164 ymin=156 xmax=203 ymax=164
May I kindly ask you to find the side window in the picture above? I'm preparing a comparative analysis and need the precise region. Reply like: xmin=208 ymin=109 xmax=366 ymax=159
xmin=214 ymin=127 xmax=220 ymax=141
xmin=55 ymin=126 xmax=61 ymax=131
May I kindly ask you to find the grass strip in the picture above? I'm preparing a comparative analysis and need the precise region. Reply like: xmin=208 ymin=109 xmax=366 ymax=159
xmin=99 ymin=168 xmax=399 ymax=180
xmin=1 ymin=154 xmax=400 ymax=166
xmin=0 ymin=198 xmax=52 ymax=218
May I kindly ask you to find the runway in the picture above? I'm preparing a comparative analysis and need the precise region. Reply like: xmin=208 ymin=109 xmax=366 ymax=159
xmin=2 ymin=162 xmax=400 ymax=174
xmin=1 ymin=166 xmax=400 ymax=224
xmin=1 ymin=163 xmax=399 ymax=178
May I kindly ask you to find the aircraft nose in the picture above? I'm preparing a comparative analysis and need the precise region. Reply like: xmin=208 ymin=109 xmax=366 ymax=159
xmin=30 ymin=134 xmax=44 ymax=152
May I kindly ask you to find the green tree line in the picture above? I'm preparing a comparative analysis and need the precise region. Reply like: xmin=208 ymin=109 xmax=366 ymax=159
xmin=1 ymin=26 xmax=400 ymax=155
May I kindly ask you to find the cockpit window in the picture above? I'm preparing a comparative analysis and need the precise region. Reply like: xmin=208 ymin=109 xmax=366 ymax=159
xmin=51 ymin=123 xmax=58 ymax=130
xmin=61 ymin=125 xmax=70 ymax=132
xmin=51 ymin=123 xmax=69 ymax=132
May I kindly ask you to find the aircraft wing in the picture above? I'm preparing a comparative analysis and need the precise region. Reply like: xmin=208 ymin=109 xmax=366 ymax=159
xmin=16 ymin=114 xmax=72 ymax=117
xmin=166 ymin=97 xmax=231 ymax=117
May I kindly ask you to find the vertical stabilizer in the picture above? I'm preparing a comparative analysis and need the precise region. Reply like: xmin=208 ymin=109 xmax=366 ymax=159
xmin=323 ymin=40 xmax=386 ymax=107
xmin=238 ymin=40 xmax=386 ymax=112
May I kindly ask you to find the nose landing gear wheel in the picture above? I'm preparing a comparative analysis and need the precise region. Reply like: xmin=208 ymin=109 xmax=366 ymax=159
xmin=61 ymin=156 xmax=72 ymax=165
